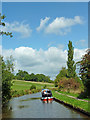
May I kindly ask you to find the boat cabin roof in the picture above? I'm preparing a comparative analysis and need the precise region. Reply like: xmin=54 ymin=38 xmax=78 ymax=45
xmin=41 ymin=89 xmax=51 ymax=92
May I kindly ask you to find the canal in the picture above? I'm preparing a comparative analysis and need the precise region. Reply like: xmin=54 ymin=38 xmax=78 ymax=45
xmin=2 ymin=92 xmax=88 ymax=118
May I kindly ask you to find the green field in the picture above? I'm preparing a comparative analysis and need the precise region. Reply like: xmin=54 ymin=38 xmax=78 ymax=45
xmin=12 ymin=80 xmax=54 ymax=91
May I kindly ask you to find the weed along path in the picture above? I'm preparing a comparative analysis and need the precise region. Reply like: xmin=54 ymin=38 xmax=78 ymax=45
xmin=2 ymin=92 xmax=89 ymax=118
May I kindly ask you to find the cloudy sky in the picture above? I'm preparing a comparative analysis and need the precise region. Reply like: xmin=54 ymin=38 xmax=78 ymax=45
xmin=1 ymin=2 xmax=88 ymax=80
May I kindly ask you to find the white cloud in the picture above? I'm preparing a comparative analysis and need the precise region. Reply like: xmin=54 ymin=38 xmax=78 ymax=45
xmin=2 ymin=46 xmax=87 ymax=80
xmin=45 ymin=16 xmax=83 ymax=35
xmin=1 ymin=21 xmax=32 ymax=38
xmin=37 ymin=16 xmax=83 ymax=35
xmin=75 ymin=40 xmax=88 ymax=47
xmin=74 ymin=48 xmax=87 ymax=62
xmin=36 ymin=17 xmax=50 ymax=31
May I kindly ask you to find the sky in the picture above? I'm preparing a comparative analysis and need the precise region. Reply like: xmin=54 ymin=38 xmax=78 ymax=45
xmin=1 ymin=2 xmax=88 ymax=80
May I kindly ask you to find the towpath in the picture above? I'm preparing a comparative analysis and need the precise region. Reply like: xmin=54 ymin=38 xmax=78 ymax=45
xmin=55 ymin=91 xmax=89 ymax=102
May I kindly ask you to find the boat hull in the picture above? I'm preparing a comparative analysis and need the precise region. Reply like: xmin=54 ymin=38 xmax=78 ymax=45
xmin=41 ymin=97 xmax=53 ymax=101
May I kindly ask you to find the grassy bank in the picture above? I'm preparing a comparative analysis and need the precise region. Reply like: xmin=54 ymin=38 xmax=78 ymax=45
xmin=56 ymin=90 xmax=90 ymax=101
xmin=52 ymin=90 xmax=90 ymax=115
xmin=11 ymin=80 xmax=54 ymax=97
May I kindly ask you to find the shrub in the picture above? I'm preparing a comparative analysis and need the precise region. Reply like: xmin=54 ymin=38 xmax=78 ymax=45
xmin=30 ymin=84 xmax=36 ymax=90
xmin=58 ymin=78 xmax=80 ymax=91
xmin=78 ymin=90 xmax=88 ymax=99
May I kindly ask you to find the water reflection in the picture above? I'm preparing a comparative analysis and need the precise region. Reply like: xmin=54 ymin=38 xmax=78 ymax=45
xmin=41 ymin=100 xmax=53 ymax=104
xmin=2 ymin=104 xmax=13 ymax=118
xmin=20 ymin=97 xmax=40 ymax=102
xmin=18 ymin=105 xmax=29 ymax=109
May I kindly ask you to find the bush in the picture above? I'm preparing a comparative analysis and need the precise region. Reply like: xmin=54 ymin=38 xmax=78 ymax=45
xmin=30 ymin=84 xmax=36 ymax=90
xmin=58 ymin=78 xmax=80 ymax=91
xmin=78 ymin=90 xmax=89 ymax=99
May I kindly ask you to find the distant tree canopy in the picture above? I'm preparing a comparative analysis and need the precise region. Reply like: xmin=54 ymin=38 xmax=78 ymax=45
xmin=67 ymin=40 xmax=76 ymax=78
xmin=16 ymin=70 xmax=28 ymax=80
xmin=0 ymin=13 xmax=13 ymax=37
xmin=16 ymin=70 xmax=53 ymax=83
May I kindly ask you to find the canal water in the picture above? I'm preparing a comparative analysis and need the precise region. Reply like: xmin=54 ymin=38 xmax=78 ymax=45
xmin=2 ymin=92 xmax=88 ymax=118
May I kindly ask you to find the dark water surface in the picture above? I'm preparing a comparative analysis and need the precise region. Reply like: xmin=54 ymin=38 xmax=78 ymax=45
xmin=2 ymin=92 xmax=88 ymax=118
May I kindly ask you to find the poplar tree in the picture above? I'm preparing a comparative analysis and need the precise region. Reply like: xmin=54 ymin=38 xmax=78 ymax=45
xmin=67 ymin=40 xmax=76 ymax=78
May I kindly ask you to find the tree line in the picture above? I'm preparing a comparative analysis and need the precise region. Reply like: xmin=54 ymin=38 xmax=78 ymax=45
xmin=15 ymin=70 xmax=53 ymax=83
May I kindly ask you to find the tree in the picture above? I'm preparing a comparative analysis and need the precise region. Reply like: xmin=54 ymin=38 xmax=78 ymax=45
xmin=54 ymin=67 xmax=68 ymax=87
xmin=24 ymin=74 xmax=30 ymax=81
xmin=78 ymin=49 xmax=90 ymax=97
xmin=5 ymin=55 xmax=14 ymax=72
xmin=0 ymin=14 xmax=13 ymax=105
xmin=57 ymin=67 xmax=68 ymax=78
xmin=67 ymin=41 xmax=76 ymax=78
xmin=1 ymin=56 xmax=14 ymax=105
xmin=29 ymin=73 xmax=37 ymax=81
xmin=0 ymin=13 xmax=13 ymax=37
xmin=16 ymin=70 xmax=29 ymax=80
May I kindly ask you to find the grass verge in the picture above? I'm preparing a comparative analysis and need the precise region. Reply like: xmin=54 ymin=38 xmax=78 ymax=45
xmin=11 ymin=89 xmax=41 ymax=97
xmin=57 ymin=90 xmax=90 ymax=101
xmin=52 ymin=90 xmax=90 ymax=115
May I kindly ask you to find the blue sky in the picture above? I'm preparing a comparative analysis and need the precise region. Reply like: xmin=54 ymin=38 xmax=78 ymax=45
xmin=2 ymin=2 xmax=88 ymax=50
xmin=1 ymin=2 xmax=88 ymax=79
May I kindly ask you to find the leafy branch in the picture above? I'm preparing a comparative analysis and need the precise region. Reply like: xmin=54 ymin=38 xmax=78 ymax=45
xmin=0 ymin=13 xmax=13 ymax=37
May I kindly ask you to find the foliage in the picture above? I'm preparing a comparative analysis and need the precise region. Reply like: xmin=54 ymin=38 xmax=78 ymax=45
xmin=58 ymin=78 xmax=80 ymax=91
xmin=29 ymin=73 xmax=37 ymax=81
xmin=30 ymin=84 xmax=36 ymax=90
xmin=11 ymin=89 xmax=41 ymax=97
xmin=15 ymin=70 xmax=53 ymax=83
xmin=77 ymin=49 xmax=90 ymax=97
xmin=24 ymin=74 xmax=31 ymax=81
xmin=0 ymin=13 xmax=13 ymax=37
xmin=54 ymin=67 xmax=68 ymax=87
xmin=35 ymin=74 xmax=52 ymax=83
xmin=5 ymin=55 xmax=14 ymax=72
xmin=0 ymin=14 xmax=13 ymax=105
xmin=1 ymin=55 xmax=14 ymax=105
xmin=67 ymin=40 xmax=76 ymax=78
xmin=2 ymin=70 xmax=13 ymax=104
xmin=16 ymin=70 xmax=28 ymax=80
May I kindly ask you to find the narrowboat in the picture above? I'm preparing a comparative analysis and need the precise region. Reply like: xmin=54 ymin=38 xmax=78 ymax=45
xmin=41 ymin=89 xmax=53 ymax=101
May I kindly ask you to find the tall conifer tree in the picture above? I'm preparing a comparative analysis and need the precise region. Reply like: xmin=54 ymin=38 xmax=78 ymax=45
xmin=67 ymin=40 xmax=76 ymax=78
